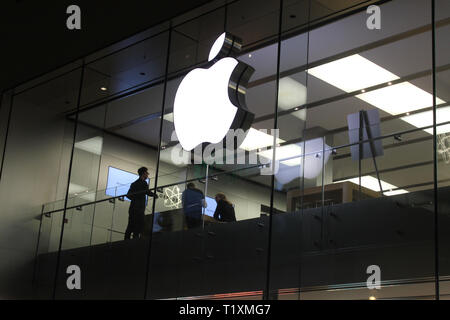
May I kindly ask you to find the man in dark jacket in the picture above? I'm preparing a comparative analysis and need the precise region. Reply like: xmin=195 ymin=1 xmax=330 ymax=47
xmin=125 ymin=167 xmax=154 ymax=239
xmin=182 ymin=182 xmax=205 ymax=229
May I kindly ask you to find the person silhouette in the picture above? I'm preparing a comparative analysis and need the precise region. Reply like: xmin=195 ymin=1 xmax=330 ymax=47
xmin=182 ymin=182 xmax=205 ymax=229
xmin=213 ymin=192 xmax=236 ymax=222
xmin=124 ymin=167 xmax=156 ymax=239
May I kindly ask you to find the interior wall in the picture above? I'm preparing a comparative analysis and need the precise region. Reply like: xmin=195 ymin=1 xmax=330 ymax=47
xmin=0 ymin=94 xmax=73 ymax=298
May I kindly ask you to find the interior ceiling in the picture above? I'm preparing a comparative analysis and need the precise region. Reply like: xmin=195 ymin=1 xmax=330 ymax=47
xmin=1 ymin=0 xmax=213 ymax=93
xmin=17 ymin=0 xmax=450 ymax=192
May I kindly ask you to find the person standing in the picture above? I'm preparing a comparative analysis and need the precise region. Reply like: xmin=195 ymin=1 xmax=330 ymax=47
xmin=125 ymin=167 xmax=155 ymax=239
xmin=213 ymin=192 xmax=236 ymax=222
xmin=182 ymin=182 xmax=205 ymax=229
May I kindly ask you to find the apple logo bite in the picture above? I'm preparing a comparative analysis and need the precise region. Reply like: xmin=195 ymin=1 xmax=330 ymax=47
xmin=173 ymin=32 xmax=255 ymax=151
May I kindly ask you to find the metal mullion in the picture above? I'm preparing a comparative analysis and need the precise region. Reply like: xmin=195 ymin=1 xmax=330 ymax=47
xmin=143 ymin=26 xmax=173 ymax=299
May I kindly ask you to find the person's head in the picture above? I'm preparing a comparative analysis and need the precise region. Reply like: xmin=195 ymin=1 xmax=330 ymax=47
xmin=187 ymin=182 xmax=196 ymax=189
xmin=138 ymin=167 xmax=149 ymax=180
xmin=215 ymin=192 xmax=231 ymax=205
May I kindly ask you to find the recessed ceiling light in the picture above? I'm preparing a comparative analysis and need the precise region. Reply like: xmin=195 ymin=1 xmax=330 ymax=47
xmin=388 ymin=82 xmax=392 ymax=85
xmin=336 ymin=176 xmax=408 ymax=196
xmin=401 ymin=105 xmax=450 ymax=134
xmin=258 ymin=143 xmax=303 ymax=166
xmin=239 ymin=128 xmax=284 ymax=151
xmin=248 ymin=54 xmax=252 ymax=58
xmin=309 ymin=54 xmax=446 ymax=133
xmin=74 ymin=136 xmax=103 ymax=155
xmin=309 ymin=54 xmax=398 ymax=93
xmin=361 ymin=89 xmax=366 ymax=93
xmin=100 ymin=87 xmax=107 ymax=91
xmin=278 ymin=77 xmax=307 ymax=120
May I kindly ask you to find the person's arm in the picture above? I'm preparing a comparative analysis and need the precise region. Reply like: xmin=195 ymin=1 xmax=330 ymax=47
xmin=126 ymin=182 xmax=136 ymax=201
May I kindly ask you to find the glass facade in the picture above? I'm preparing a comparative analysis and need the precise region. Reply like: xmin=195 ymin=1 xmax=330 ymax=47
xmin=1 ymin=0 xmax=449 ymax=299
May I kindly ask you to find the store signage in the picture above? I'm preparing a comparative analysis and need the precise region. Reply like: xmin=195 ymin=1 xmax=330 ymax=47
xmin=173 ymin=32 xmax=254 ymax=151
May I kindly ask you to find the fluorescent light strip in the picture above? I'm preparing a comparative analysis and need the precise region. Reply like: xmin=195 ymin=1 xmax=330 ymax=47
xmin=258 ymin=143 xmax=303 ymax=166
xmin=336 ymin=176 xmax=408 ymax=196
xmin=309 ymin=54 xmax=446 ymax=133
xmin=308 ymin=54 xmax=399 ymax=93
xmin=400 ymin=105 xmax=450 ymax=135
xmin=239 ymin=127 xmax=284 ymax=151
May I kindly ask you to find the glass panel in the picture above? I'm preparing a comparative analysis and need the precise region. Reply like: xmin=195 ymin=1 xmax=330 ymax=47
xmin=0 ymin=67 xmax=82 ymax=299
xmin=270 ymin=0 xmax=436 ymax=300
xmin=436 ymin=0 xmax=450 ymax=300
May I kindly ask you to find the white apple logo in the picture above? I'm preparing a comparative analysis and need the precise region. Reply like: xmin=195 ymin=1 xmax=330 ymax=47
xmin=173 ymin=32 xmax=254 ymax=151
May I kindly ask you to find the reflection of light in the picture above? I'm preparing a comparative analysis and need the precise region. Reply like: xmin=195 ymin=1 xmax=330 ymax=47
xmin=75 ymin=136 xmax=103 ymax=155
xmin=336 ymin=176 xmax=408 ymax=196
xmin=164 ymin=112 xmax=174 ymax=122
xmin=258 ymin=144 xmax=303 ymax=166
xmin=309 ymin=54 xmax=446 ymax=133
xmin=309 ymin=54 xmax=398 ymax=93
xmin=400 ymin=106 xmax=450 ymax=134
xmin=239 ymin=128 xmax=284 ymax=151
xmin=278 ymin=77 xmax=307 ymax=120
xmin=369 ymin=296 xmax=376 ymax=300
xmin=357 ymin=82 xmax=445 ymax=115
xmin=273 ymin=138 xmax=332 ymax=185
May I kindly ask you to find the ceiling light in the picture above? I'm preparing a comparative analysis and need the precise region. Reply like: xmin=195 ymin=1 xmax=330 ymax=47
xmin=248 ymin=54 xmax=252 ymax=58
xmin=278 ymin=77 xmax=307 ymax=120
xmin=258 ymin=143 xmax=303 ymax=166
xmin=336 ymin=176 xmax=408 ymax=195
xmin=309 ymin=54 xmax=399 ymax=93
xmin=239 ymin=128 xmax=284 ymax=151
xmin=400 ymin=105 xmax=450 ymax=134
xmin=74 ymin=136 xmax=103 ymax=155
xmin=309 ymin=54 xmax=446 ymax=133
xmin=165 ymin=112 xmax=174 ymax=122
xmin=357 ymin=82 xmax=445 ymax=115
xmin=100 ymin=87 xmax=107 ymax=91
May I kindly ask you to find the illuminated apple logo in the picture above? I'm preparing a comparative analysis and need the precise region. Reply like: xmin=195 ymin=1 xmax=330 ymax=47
xmin=174 ymin=32 xmax=254 ymax=151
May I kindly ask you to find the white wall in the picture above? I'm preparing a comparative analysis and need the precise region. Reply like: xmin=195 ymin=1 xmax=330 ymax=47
xmin=0 ymin=94 xmax=73 ymax=298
